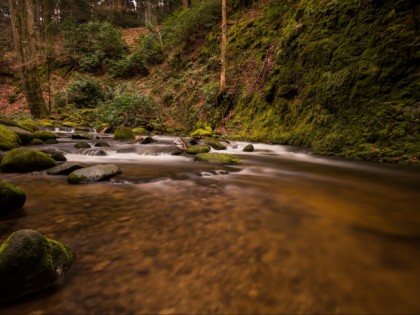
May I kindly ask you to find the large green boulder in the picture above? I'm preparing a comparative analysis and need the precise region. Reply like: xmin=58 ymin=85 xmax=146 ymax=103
xmin=186 ymin=145 xmax=211 ymax=155
xmin=68 ymin=164 xmax=121 ymax=184
xmin=5 ymin=126 xmax=34 ymax=145
xmin=113 ymin=126 xmax=135 ymax=141
xmin=194 ymin=153 xmax=241 ymax=165
xmin=0 ymin=230 xmax=74 ymax=302
xmin=0 ymin=125 xmax=20 ymax=151
xmin=33 ymin=131 xmax=57 ymax=141
xmin=0 ymin=148 xmax=56 ymax=173
xmin=204 ymin=139 xmax=227 ymax=150
xmin=132 ymin=127 xmax=148 ymax=135
xmin=0 ymin=181 xmax=26 ymax=213
xmin=190 ymin=127 xmax=213 ymax=137
xmin=18 ymin=120 xmax=40 ymax=133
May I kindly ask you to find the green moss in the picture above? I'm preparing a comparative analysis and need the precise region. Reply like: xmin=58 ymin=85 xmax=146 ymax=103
xmin=113 ymin=126 xmax=135 ymax=141
xmin=18 ymin=120 xmax=40 ymax=133
xmin=5 ymin=126 xmax=34 ymax=145
xmin=132 ymin=127 xmax=148 ymax=135
xmin=0 ymin=125 xmax=21 ymax=151
xmin=204 ymin=139 xmax=227 ymax=150
xmin=75 ymin=142 xmax=91 ymax=149
xmin=1 ymin=148 xmax=57 ymax=173
xmin=67 ymin=172 xmax=86 ymax=184
xmin=191 ymin=127 xmax=213 ymax=137
xmin=186 ymin=145 xmax=211 ymax=155
xmin=33 ymin=131 xmax=57 ymax=141
xmin=0 ymin=180 xmax=26 ymax=213
xmin=194 ymin=152 xmax=241 ymax=165
xmin=243 ymin=144 xmax=254 ymax=152
xmin=30 ymin=139 xmax=44 ymax=145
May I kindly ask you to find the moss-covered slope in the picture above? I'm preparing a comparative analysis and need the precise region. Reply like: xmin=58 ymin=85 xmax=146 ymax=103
xmin=224 ymin=0 xmax=419 ymax=163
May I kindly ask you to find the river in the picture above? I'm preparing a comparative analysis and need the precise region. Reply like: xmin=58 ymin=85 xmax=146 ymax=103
xmin=1 ymin=134 xmax=419 ymax=314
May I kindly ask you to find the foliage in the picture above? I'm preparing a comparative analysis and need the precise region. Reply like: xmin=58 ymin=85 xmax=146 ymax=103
xmin=64 ymin=21 xmax=128 ymax=73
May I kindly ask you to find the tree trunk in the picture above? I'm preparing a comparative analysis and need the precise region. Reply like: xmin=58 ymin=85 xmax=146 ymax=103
xmin=9 ymin=0 xmax=48 ymax=118
xmin=220 ymin=0 xmax=227 ymax=92
xmin=182 ymin=0 xmax=190 ymax=9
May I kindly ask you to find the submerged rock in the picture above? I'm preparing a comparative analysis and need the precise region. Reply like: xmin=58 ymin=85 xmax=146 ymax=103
xmin=194 ymin=153 xmax=241 ymax=165
xmin=47 ymin=162 xmax=87 ymax=175
xmin=0 ymin=148 xmax=56 ymax=173
xmin=68 ymin=164 xmax=121 ymax=184
xmin=186 ymin=145 xmax=211 ymax=155
xmin=243 ymin=144 xmax=254 ymax=152
xmin=0 ymin=180 xmax=26 ymax=213
xmin=204 ymin=139 xmax=227 ymax=150
xmin=75 ymin=142 xmax=91 ymax=149
xmin=0 ymin=230 xmax=74 ymax=303
xmin=113 ymin=127 xmax=134 ymax=141
xmin=140 ymin=136 xmax=154 ymax=144
xmin=0 ymin=125 xmax=20 ymax=151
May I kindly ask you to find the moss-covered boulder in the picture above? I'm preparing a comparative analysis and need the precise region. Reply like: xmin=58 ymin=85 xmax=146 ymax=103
xmin=0 ymin=148 xmax=56 ymax=173
xmin=0 ymin=230 xmax=74 ymax=302
xmin=72 ymin=131 xmax=93 ymax=140
xmin=243 ymin=144 xmax=254 ymax=152
xmin=94 ymin=141 xmax=110 ymax=147
xmin=113 ymin=126 xmax=135 ymax=141
xmin=41 ymin=148 xmax=67 ymax=162
xmin=30 ymin=139 xmax=44 ymax=145
xmin=186 ymin=145 xmax=211 ymax=155
xmin=33 ymin=131 xmax=57 ymax=142
xmin=18 ymin=120 xmax=40 ymax=133
xmin=68 ymin=164 xmax=121 ymax=184
xmin=194 ymin=153 xmax=241 ymax=165
xmin=204 ymin=139 xmax=227 ymax=150
xmin=190 ymin=127 xmax=213 ymax=137
xmin=0 ymin=116 xmax=20 ymax=127
xmin=0 ymin=181 xmax=26 ymax=213
xmin=132 ymin=127 xmax=148 ymax=135
xmin=47 ymin=162 xmax=87 ymax=176
xmin=0 ymin=125 xmax=20 ymax=151
xmin=75 ymin=142 xmax=91 ymax=149
xmin=5 ymin=126 xmax=34 ymax=145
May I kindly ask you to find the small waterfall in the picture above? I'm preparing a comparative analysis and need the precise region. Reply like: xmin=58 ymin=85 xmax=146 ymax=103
xmin=81 ymin=148 xmax=114 ymax=156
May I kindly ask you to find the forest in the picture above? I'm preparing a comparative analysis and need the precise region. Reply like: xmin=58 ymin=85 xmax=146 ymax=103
xmin=0 ymin=0 xmax=419 ymax=314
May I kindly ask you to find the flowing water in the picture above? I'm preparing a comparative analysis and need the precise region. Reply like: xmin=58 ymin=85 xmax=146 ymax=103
xmin=1 ymin=133 xmax=420 ymax=314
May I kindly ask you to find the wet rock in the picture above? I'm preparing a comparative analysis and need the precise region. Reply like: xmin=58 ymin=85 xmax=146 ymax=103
xmin=68 ymin=164 xmax=121 ymax=184
xmin=0 ymin=230 xmax=74 ymax=303
xmin=0 ymin=148 xmax=56 ymax=173
xmin=94 ymin=141 xmax=110 ymax=147
xmin=190 ymin=127 xmax=213 ymax=137
xmin=5 ymin=126 xmax=34 ymax=145
xmin=44 ymin=139 xmax=59 ymax=144
xmin=30 ymin=139 xmax=44 ymax=145
xmin=33 ymin=131 xmax=57 ymax=142
xmin=75 ymin=142 xmax=91 ymax=149
xmin=132 ymin=127 xmax=148 ymax=135
xmin=72 ymin=131 xmax=92 ymax=140
xmin=41 ymin=148 xmax=67 ymax=162
xmin=47 ymin=162 xmax=87 ymax=176
xmin=186 ymin=145 xmax=211 ymax=155
xmin=0 ymin=124 xmax=20 ymax=151
xmin=204 ymin=139 xmax=227 ymax=150
xmin=18 ymin=120 xmax=40 ymax=133
xmin=83 ymin=148 xmax=109 ymax=156
xmin=0 ymin=180 xmax=26 ymax=213
xmin=113 ymin=127 xmax=134 ymax=141
xmin=193 ymin=153 xmax=241 ymax=165
xmin=141 ymin=136 xmax=154 ymax=144
xmin=243 ymin=144 xmax=254 ymax=152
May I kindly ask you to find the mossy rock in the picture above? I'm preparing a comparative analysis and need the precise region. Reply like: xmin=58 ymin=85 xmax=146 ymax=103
xmin=74 ymin=142 xmax=91 ymax=149
xmin=0 ymin=125 xmax=21 ymax=151
xmin=44 ymin=139 xmax=59 ymax=144
xmin=68 ymin=164 xmax=121 ymax=184
xmin=243 ymin=144 xmax=254 ymax=152
xmin=0 ymin=117 xmax=20 ymax=127
xmin=132 ymin=127 xmax=148 ymax=135
xmin=72 ymin=131 xmax=92 ymax=140
xmin=190 ymin=127 xmax=213 ymax=137
xmin=0 ymin=230 xmax=74 ymax=303
xmin=33 ymin=131 xmax=57 ymax=141
xmin=0 ymin=180 xmax=26 ymax=213
xmin=47 ymin=162 xmax=87 ymax=176
xmin=94 ymin=141 xmax=110 ymax=147
xmin=18 ymin=120 xmax=40 ymax=133
xmin=204 ymin=139 xmax=227 ymax=150
xmin=30 ymin=139 xmax=44 ymax=145
xmin=0 ymin=148 xmax=56 ymax=173
xmin=41 ymin=148 xmax=67 ymax=162
xmin=113 ymin=126 xmax=135 ymax=141
xmin=5 ymin=126 xmax=34 ymax=145
xmin=194 ymin=153 xmax=241 ymax=165
xmin=186 ymin=145 xmax=211 ymax=155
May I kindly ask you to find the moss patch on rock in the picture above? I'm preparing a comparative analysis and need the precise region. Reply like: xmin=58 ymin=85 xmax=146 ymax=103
xmin=186 ymin=144 xmax=211 ymax=155
xmin=0 ymin=125 xmax=21 ymax=151
xmin=194 ymin=152 xmax=241 ymax=165
xmin=113 ymin=126 xmax=135 ymax=141
xmin=132 ymin=127 xmax=148 ymax=135
xmin=33 ymin=131 xmax=57 ymax=141
xmin=204 ymin=139 xmax=227 ymax=150
xmin=0 ymin=148 xmax=57 ymax=173
xmin=18 ymin=120 xmax=40 ymax=133
xmin=5 ymin=126 xmax=34 ymax=145
xmin=0 ymin=180 xmax=26 ymax=213
xmin=191 ymin=127 xmax=213 ymax=137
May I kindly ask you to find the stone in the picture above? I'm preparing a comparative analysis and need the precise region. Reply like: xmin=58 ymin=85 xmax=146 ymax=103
xmin=72 ymin=131 xmax=92 ymax=140
xmin=186 ymin=145 xmax=211 ymax=155
xmin=193 ymin=153 xmax=241 ymax=165
xmin=33 ymin=131 xmax=57 ymax=141
xmin=0 ymin=230 xmax=74 ymax=303
xmin=0 ymin=124 xmax=20 ymax=151
xmin=5 ymin=126 xmax=34 ymax=145
xmin=47 ymin=162 xmax=87 ymax=175
xmin=41 ymin=148 xmax=67 ymax=162
xmin=243 ymin=144 xmax=254 ymax=152
xmin=204 ymin=139 xmax=227 ymax=150
xmin=68 ymin=164 xmax=121 ymax=184
xmin=190 ymin=127 xmax=213 ymax=137
xmin=141 ymin=136 xmax=154 ymax=144
xmin=18 ymin=120 xmax=40 ymax=132
xmin=94 ymin=141 xmax=110 ymax=147
xmin=0 ymin=180 xmax=26 ymax=213
xmin=113 ymin=127 xmax=134 ymax=141
xmin=74 ymin=142 xmax=91 ymax=149
xmin=0 ymin=148 xmax=56 ymax=173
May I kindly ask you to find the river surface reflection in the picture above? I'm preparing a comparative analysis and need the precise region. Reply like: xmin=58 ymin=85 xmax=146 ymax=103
xmin=1 ymin=136 xmax=420 ymax=314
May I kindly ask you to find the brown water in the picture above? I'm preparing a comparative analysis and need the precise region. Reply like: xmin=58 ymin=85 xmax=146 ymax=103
xmin=1 ymin=137 xmax=420 ymax=314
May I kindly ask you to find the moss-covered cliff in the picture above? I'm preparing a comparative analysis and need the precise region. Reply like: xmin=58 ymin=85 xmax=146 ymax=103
xmin=223 ymin=0 xmax=419 ymax=163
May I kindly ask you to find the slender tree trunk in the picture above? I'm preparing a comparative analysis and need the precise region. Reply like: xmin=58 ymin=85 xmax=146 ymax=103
xmin=220 ymin=0 xmax=227 ymax=92
xmin=9 ymin=0 xmax=48 ymax=118
xmin=182 ymin=0 xmax=190 ymax=9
